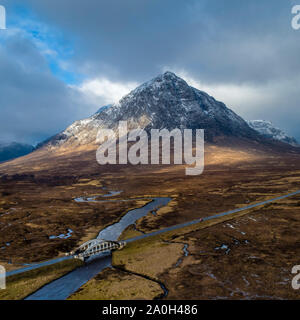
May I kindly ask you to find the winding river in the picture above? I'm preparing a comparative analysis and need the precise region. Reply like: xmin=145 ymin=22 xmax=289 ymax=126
xmin=25 ymin=195 xmax=171 ymax=300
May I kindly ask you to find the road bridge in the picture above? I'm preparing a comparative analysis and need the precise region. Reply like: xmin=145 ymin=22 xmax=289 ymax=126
xmin=67 ymin=239 xmax=126 ymax=261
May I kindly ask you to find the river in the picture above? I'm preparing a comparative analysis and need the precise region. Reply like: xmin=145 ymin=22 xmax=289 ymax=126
xmin=25 ymin=196 xmax=171 ymax=300
xmin=10 ymin=188 xmax=300 ymax=300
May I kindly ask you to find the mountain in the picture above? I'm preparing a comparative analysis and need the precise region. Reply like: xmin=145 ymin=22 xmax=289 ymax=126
xmin=0 ymin=142 xmax=34 ymax=163
xmin=40 ymin=71 xmax=264 ymax=150
xmin=247 ymin=120 xmax=299 ymax=147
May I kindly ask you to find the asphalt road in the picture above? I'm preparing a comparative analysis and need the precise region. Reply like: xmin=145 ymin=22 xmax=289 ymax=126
xmin=126 ymin=189 xmax=300 ymax=244
xmin=6 ymin=188 xmax=300 ymax=299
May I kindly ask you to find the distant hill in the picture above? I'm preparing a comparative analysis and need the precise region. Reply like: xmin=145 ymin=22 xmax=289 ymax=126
xmin=0 ymin=142 xmax=34 ymax=163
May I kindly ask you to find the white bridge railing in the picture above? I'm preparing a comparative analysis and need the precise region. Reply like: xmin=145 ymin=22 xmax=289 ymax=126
xmin=67 ymin=239 xmax=126 ymax=261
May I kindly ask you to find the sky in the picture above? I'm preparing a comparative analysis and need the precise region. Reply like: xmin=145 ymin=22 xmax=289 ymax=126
xmin=0 ymin=0 xmax=300 ymax=145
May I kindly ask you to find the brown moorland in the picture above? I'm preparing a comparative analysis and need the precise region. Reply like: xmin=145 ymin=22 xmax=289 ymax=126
xmin=0 ymin=140 xmax=300 ymax=299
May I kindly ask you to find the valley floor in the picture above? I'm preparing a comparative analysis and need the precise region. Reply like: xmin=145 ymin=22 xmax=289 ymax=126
xmin=0 ymin=145 xmax=300 ymax=299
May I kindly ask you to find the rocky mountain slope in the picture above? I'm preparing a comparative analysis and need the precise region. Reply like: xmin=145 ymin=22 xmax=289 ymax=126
xmin=247 ymin=120 xmax=299 ymax=147
xmin=40 ymin=72 xmax=263 ymax=149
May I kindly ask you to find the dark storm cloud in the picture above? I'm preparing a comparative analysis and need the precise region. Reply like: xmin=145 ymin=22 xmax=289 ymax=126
xmin=0 ymin=0 xmax=300 ymax=143
xmin=0 ymin=32 xmax=98 ymax=144
xmin=22 ymin=0 xmax=300 ymax=84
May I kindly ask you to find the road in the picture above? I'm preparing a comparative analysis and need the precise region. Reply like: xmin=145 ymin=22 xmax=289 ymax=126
xmin=126 ymin=189 xmax=300 ymax=243
xmin=6 ymin=188 xmax=300 ymax=299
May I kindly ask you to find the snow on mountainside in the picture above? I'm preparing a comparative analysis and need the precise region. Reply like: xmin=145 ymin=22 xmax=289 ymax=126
xmin=247 ymin=120 xmax=299 ymax=147
xmin=40 ymin=72 xmax=264 ymax=149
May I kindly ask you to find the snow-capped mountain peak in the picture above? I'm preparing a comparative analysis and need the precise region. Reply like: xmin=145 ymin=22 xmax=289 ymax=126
xmin=40 ymin=72 xmax=266 ymax=149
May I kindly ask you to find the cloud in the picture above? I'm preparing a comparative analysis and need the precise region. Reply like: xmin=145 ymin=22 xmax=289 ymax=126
xmin=1 ymin=0 xmax=300 ymax=143
xmin=19 ymin=0 xmax=300 ymax=84
xmin=0 ymin=29 xmax=97 ymax=145
xmin=75 ymin=78 xmax=138 ymax=106
xmin=0 ymin=20 xmax=138 ymax=144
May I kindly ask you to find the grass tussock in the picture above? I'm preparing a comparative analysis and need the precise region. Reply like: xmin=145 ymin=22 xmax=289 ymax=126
xmin=69 ymin=268 xmax=162 ymax=300
xmin=113 ymin=238 xmax=182 ymax=279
